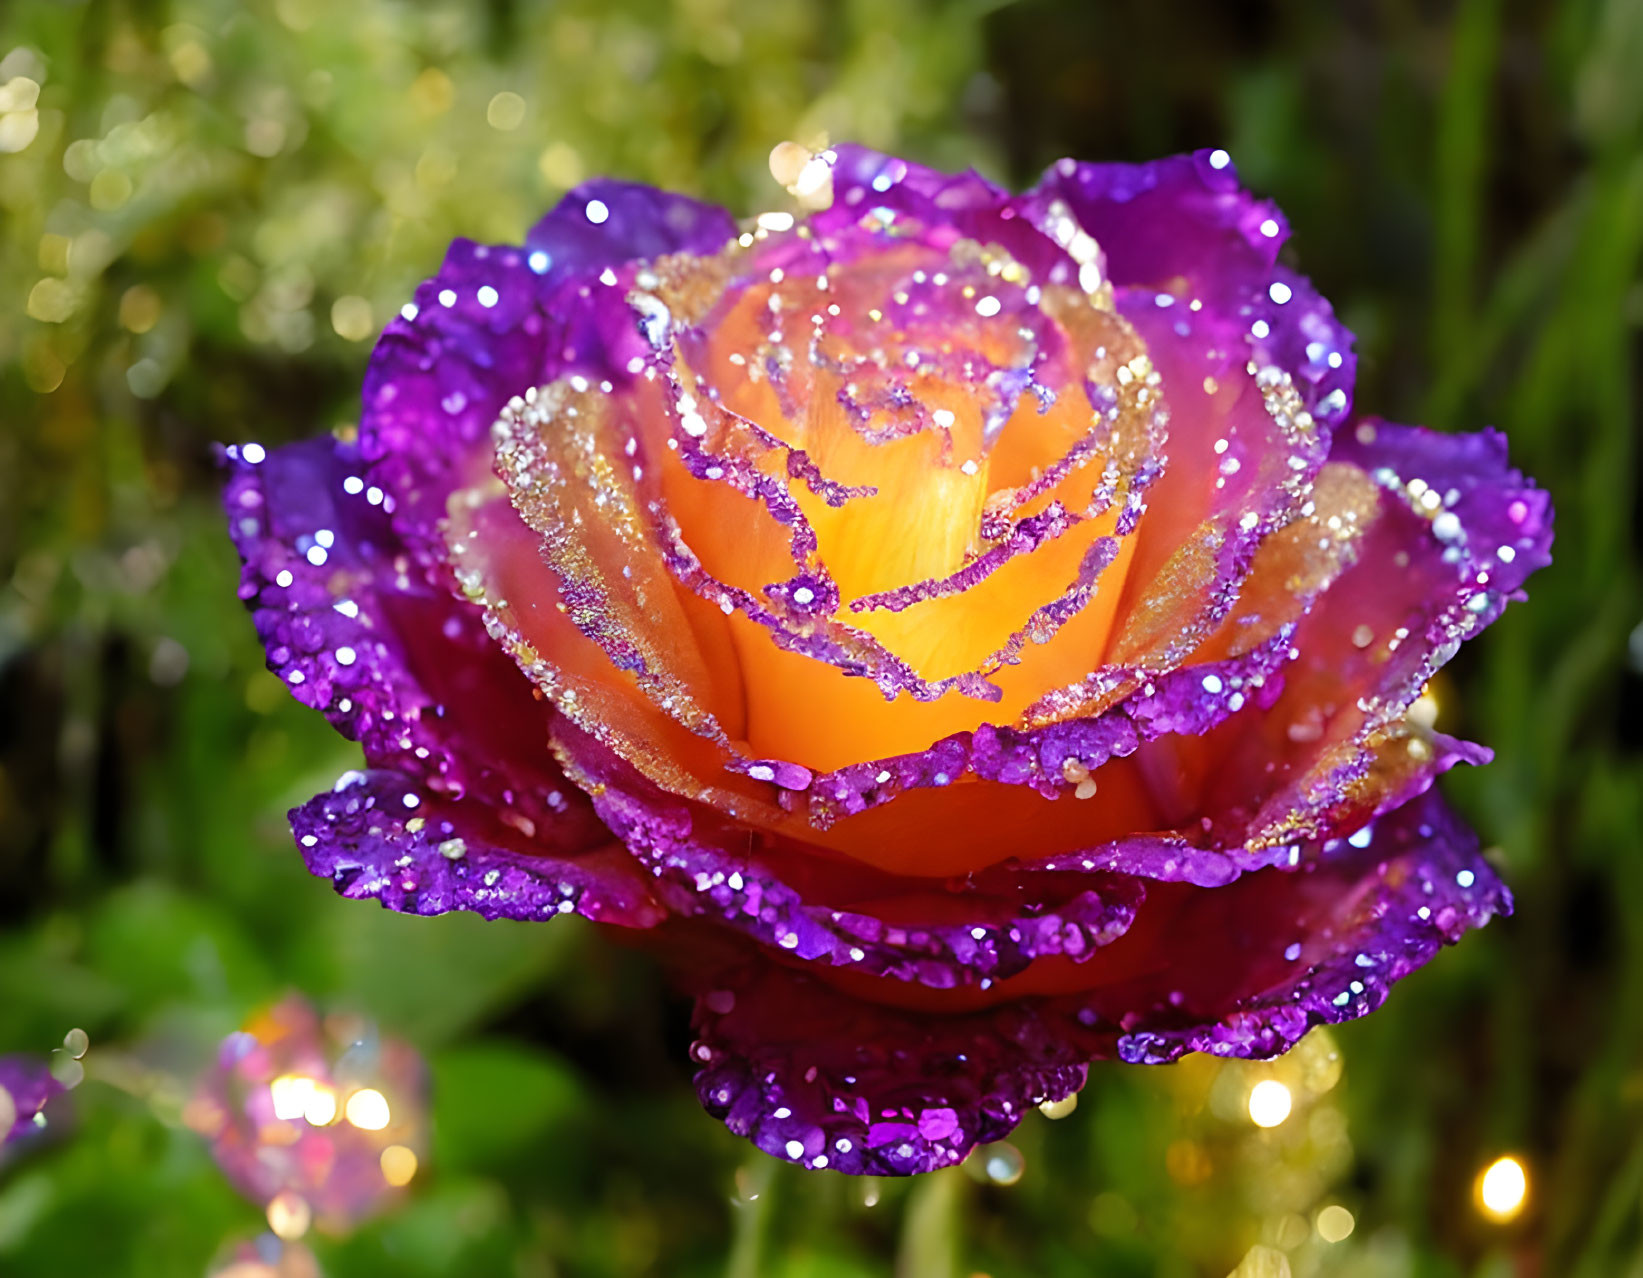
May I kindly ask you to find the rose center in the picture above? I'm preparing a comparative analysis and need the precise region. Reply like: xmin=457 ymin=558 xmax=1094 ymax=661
xmin=636 ymin=227 xmax=1160 ymax=769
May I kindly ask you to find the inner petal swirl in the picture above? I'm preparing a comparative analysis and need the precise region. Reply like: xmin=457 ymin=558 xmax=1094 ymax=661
xmin=476 ymin=207 xmax=1166 ymax=777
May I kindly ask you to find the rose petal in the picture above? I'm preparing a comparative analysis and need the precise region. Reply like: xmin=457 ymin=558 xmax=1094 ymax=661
xmin=295 ymin=768 xmax=662 ymax=926
xmin=1185 ymin=419 xmax=1555 ymax=851
xmin=1106 ymin=788 xmax=1511 ymax=1062
xmin=689 ymin=949 xmax=1088 ymax=1175
xmin=554 ymin=719 xmax=1146 ymax=985
xmin=819 ymin=144 xmax=1082 ymax=285
xmin=1026 ymin=150 xmax=1354 ymax=424
xmin=687 ymin=787 xmax=1506 ymax=1171
xmin=359 ymin=183 xmax=736 ymax=560
xmin=1019 ymin=152 xmax=1352 ymax=707
xmin=225 ymin=434 xmax=659 ymax=927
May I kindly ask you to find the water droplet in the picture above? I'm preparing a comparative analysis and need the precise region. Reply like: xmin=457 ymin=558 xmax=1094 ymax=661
xmin=976 ymin=1140 xmax=1024 ymax=1185
xmin=380 ymin=1144 xmax=418 ymax=1187
xmin=48 ymin=1050 xmax=84 ymax=1089
xmin=1038 ymin=1093 xmax=1078 ymax=1120
xmin=1247 ymin=1079 xmax=1292 ymax=1127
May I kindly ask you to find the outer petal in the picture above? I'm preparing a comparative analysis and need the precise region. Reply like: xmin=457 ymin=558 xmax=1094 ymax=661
xmin=358 ymin=181 xmax=737 ymax=558
xmin=1026 ymin=150 xmax=1355 ymax=424
xmin=1185 ymin=420 xmax=1554 ymax=853
xmin=690 ymin=949 xmax=1089 ymax=1175
xmin=818 ymin=144 xmax=1076 ymax=284
xmin=688 ymin=788 xmax=1507 ymax=1172
xmin=225 ymin=434 xmax=661 ymax=928
xmin=1107 ymin=790 xmax=1511 ymax=1062
xmin=294 ymin=769 xmax=661 ymax=925
xmin=1016 ymin=150 xmax=1353 ymax=716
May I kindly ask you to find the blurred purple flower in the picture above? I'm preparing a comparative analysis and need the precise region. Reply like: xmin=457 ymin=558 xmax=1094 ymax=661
xmin=0 ymin=1054 xmax=64 ymax=1151
xmin=189 ymin=996 xmax=428 ymax=1234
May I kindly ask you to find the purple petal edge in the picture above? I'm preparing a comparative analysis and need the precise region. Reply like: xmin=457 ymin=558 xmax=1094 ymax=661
xmin=692 ymin=963 xmax=1088 ymax=1175
xmin=691 ymin=788 xmax=1508 ymax=1173
xmin=359 ymin=182 xmax=737 ymax=557
xmin=294 ymin=768 xmax=662 ymax=926
xmin=1027 ymin=149 xmax=1356 ymax=428
xmin=559 ymin=720 xmax=1147 ymax=986
xmin=225 ymin=433 xmax=660 ymax=929
xmin=1115 ymin=791 xmax=1511 ymax=1063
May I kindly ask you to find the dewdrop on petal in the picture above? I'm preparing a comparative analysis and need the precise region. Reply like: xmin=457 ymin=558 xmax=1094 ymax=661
xmin=769 ymin=140 xmax=834 ymax=211
xmin=1038 ymin=1092 xmax=1079 ymax=1120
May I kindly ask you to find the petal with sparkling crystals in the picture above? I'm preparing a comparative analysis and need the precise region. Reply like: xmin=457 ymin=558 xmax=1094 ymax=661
xmin=358 ymin=182 xmax=737 ymax=559
xmin=687 ymin=788 xmax=1506 ymax=1172
xmin=225 ymin=434 xmax=660 ymax=927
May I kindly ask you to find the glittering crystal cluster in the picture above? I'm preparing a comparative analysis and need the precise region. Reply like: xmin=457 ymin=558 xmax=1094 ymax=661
xmin=225 ymin=145 xmax=1551 ymax=1174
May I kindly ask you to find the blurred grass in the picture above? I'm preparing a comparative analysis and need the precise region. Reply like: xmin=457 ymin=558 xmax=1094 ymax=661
xmin=1 ymin=0 xmax=1640 ymax=1275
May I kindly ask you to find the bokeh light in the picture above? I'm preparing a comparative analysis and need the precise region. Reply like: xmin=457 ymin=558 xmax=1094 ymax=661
xmin=344 ymin=1087 xmax=391 ymax=1131
xmin=265 ymin=1190 xmax=311 ymax=1241
xmin=1476 ymin=1155 xmax=1529 ymax=1222
xmin=1315 ymin=1203 xmax=1355 ymax=1242
xmin=1247 ymin=1080 xmax=1293 ymax=1128
xmin=380 ymin=1144 xmax=419 ymax=1188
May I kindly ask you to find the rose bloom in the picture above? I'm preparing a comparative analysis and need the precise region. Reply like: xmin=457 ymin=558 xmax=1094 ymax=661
xmin=227 ymin=145 xmax=1551 ymax=1174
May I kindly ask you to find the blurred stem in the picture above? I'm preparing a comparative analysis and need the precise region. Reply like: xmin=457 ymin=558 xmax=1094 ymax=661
xmin=1430 ymin=0 xmax=1501 ymax=377
xmin=1422 ymin=175 xmax=1580 ymax=430
xmin=725 ymin=1156 xmax=777 ymax=1278
xmin=896 ymin=1168 xmax=962 ymax=1278
xmin=1571 ymin=1134 xmax=1643 ymax=1278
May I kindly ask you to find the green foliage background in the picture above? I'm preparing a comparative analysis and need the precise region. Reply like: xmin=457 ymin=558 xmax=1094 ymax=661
xmin=1 ymin=0 xmax=1640 ymax=1274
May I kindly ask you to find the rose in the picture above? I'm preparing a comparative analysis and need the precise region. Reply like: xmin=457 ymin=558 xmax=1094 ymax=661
xmin=226 ymin=144 xmax=1551 ymax=1175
